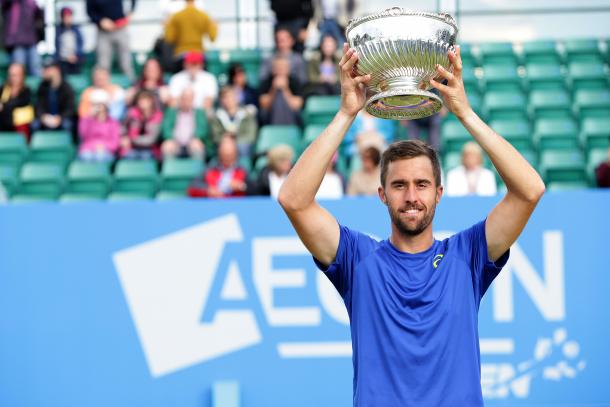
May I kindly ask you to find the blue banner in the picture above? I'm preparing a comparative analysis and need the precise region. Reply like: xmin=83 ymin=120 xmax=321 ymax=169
xmin=1 ymin=191 xmax=609 ymax=406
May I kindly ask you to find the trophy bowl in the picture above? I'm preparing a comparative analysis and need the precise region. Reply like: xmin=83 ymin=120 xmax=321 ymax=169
xmin=346 ymin=7 xmax=458 ymax=120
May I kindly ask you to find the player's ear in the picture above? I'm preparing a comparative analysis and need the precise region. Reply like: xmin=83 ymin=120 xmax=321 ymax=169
xmin=378 ymin=186 xmax=387 ymax=205
xmin=436 ymin=184 xmax=444 ymax=203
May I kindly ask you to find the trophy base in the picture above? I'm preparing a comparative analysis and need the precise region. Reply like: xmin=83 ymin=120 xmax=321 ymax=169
xmin=366 ymin=88 xmax=442 ymax=120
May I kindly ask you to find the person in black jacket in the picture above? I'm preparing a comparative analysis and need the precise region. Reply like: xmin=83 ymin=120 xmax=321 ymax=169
xmin=270 ymin=0 xmax=312 ymax=54
xmin=0 ymin=63 xmax=32 ymax=138
xmin=31 ymin=60 xmax=76 ymax=133
xmin=86 ymin=0 xmax=136 ymax=80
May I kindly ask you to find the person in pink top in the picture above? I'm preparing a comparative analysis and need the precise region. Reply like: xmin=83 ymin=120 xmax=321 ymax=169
xmin=78 ymin=89 xmax=121 ymax=162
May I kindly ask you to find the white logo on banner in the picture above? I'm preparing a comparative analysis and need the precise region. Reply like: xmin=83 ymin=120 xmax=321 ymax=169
xmin=114 ymin=214 xmax=585 ymax=395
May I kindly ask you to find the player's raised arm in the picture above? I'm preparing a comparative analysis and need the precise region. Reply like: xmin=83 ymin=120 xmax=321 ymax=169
xmin=278 ymin=44 xmax=371 ymax=266
xmin=430 ymin=45 xmax=545 ymax=262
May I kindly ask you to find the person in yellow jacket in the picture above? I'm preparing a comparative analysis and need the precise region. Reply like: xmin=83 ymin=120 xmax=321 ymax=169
xmin=164 ymin=0 xmax=217 ymax=64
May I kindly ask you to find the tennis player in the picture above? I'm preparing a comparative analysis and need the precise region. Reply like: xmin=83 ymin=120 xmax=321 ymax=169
xmin=278 ymin=44 xmax=545 ymax=406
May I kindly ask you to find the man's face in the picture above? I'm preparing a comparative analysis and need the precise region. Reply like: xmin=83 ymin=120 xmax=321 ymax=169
xmin=378 ymin=156 xmax=443 ymax=237
xmin=185 ymin=62 xmax=202 ymax=77
xmin=275 ymin=30 xmax=294 ymax=53
xmin=93 ymin=69 xmax=109 ymax=87
xmin=219 ymin=138 xmax=238 ymax=168
xmin=43 ymin=66 xmax=60 ymax=82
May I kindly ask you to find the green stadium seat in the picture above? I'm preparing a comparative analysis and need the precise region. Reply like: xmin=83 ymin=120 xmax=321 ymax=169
xmin=301 ymin=124 xmax=326 ymax=151
xmin=112 ymin=160 xmax=158 ymax=197
xmin=441 ymin=121 xmax=471 ymax=153
xmin=522 ymin=40 xmax=560 ymax=65
xmin=520 ymin=149 xmax=539 ymax=168
xmin=478 ymin=42 xmax=517 ymax=66
xmin=441 ymin=150 xmax=462 ymax=173
xmin=59 ymin=192 xmax=104 ymax=202
xmin=303 ymin=95 xmax=341 ymax=125
xmin=586 ymin=148 xmax=608 ymax=185
xmin=255 ymin=125 xmax=301 ymax=154
xmin=107 ymin=191 xmax=153 ymax=201
xmin=467 ymin=91 xmax=483 ymax=115
xmin=65 ymin=74 xmax=91 ymax=95
xmin=567 ymin=62 xmax=607 ymax=91
xmin=573 ymin=89 xmax=610 ymax=119
xmin=490 ymin=119 xmax=533 ymax=150
xmin=458 ymin=43 xmax=476 ymax=69
xmin=156 ymin=190 xmax=188 ymax=200
xmin=10 ymin=194 xmax=51 ymax=203
xmin=25 ymin=76 xmax=41 ymax=93
xmin=539 ymin=149 xmax=586 ymax=184
xmin=0 ymin=165 xmax=19 ymax=197
xmin=0 ymin=132 xmax=28 ymax=167
xmin=579 ymin=117 xmax=610 ymax=153
xmin=481 ymin=64 xmax=522 ymax=92
xmin=528 ymin=89 xmax=572 ymax=119
xmin=525 ymin=63 xmax=565 ymax=91
xmin=29 ymin=131 xmax=75 ymax=167
xmin=18 ymin=162 xmax=64 ymax=200
xmin=483 ymin=91 xmax=528 ymax=121
xmin=160 ymin=158 xmax=204 ymax=192
xmin=546 ymin=180 xmax=590 ymax=191
xmin=0 ymin=50 xmax=10 ymax=70
xmin=533 ymin=118 xmax=579 ymax=150
xmin=66 ymin=161 xmax=111 ymax=198
xmin=111 ymin=73 xmax=132 ymax=88
xmin=562 ymin=39 xmax=602 ymax=63
xmin=461 ymin=67 xmax=479 ymax=93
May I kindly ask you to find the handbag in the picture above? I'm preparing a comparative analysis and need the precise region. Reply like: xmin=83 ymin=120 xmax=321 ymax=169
xmin=13 ymin=105 xmax=34 ymax=126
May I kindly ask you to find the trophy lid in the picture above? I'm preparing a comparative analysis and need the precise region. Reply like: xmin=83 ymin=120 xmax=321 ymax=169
xmin=345 ymin=7 xmax=457 ymax=39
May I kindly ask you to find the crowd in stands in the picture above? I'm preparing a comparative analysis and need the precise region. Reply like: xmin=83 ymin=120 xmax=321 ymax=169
xmin=1 ymin=0 xmax=609 ymax=204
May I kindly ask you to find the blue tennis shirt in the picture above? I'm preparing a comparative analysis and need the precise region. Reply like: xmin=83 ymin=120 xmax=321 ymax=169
xmin=315 ymin=219 xmax=509 ymax=406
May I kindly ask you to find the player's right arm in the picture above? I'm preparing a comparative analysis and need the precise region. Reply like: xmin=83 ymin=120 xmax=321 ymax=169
xmin=278 ymin=45 xmax=371 ymax=267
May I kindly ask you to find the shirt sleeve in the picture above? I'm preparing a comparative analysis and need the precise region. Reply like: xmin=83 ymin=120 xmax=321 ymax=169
xmin=456 ymin=219 xmax=510 ymax=305
xmin=313 ymin=224 xmax=379 ymax=301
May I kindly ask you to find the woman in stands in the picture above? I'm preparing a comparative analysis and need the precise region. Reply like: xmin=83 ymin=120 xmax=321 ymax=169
xmin=0 ymin=63 xmax=33 ymax=140
xmin=125 ymin=58 xmax=170 ymax=108
xmin=228 ymin=63 xmax=258 ymax=108
xmin=120 ymin=90 xmax=163 ymax=160
xmin=305 ymin=34 xmax=341 ymax=98
xmin=77 ymin=89 xmax=121 ymax=162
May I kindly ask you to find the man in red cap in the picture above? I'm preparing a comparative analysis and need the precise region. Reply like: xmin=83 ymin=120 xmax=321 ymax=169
xmin=55 ymin=7 xmax=84 ymax=74
xmin=168 ymin=51 xmax=218 ymax=111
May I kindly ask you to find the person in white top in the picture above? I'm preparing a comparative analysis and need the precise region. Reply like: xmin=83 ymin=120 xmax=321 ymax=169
xmin=445 ymin=141 xmax=497 ymax=196
xmin=168 ymin=51 xmax=218 ymax=110
xmin=316 ymin=153 xmax=344 ymax=199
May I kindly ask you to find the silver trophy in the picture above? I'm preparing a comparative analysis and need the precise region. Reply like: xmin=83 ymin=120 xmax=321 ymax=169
xmin=346 ymin=7 xmax=458 ymax=120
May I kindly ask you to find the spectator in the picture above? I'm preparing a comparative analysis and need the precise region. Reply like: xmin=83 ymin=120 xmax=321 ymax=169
xmin=55 ymin=6 xmax=84 ymax=75
xmin=305 ymin=34 xmax=341 ymax=97
xmin=342 ymin=110 xmax=395 ymax=157
xmin=188 ymin=135 xmax=247 ymax=198
xmin=1 ymin=0 xmax=43 ymax=76
xmin=316 ymin=152 xmax=344 ymax=199
xmin=78 ymin=89 xmax=121 ymax=162
xmin=595 ymin=140 xmax=610 ymax=188
xmin=168 ymin=51 xmax=218 ymax=110
xmin=259 ymin=56 xmax=304 ymax=126
xmin=159 ymin=0 xmax=205 ymax=20
xmin=312 ymin=0 xmax=346 ymax=44
xmin=125 ymin=58 xmax=170 ymax=108
xmin=161 ymin=88 xmax=206 ymax=160
xmin=210 ymin=86 xmax=258 ymax=157
xmin=79 ymin=66 xmax=126 ymax=121
xmin=164 ymin=0 xmax=217 ymax=66
xmin=120 ymin=90 xmax=163 ymax=160
xmin=86 ymin=0 xmax=136 ymax=80
xmin=228 ymin=63 xmax=258 ymax=107
xmin=249 ymin=144 xmax=294 ymax=198
xmin=401 ymin=115 xmax=442 ymax=152
xmin=347 ymin=145 xmax=381 ymax=196
xmin=259 ymin=28 xmax=307 ymax=85
xmin=32 ymin=60 xmax=76 ymax=133
xmin=445 ymin=141 xmax=497 ymax=196
xmin=0 ymin=63 xmax=33 ymax=139
xmin=269 ymin=0 xmax=313 ymax=54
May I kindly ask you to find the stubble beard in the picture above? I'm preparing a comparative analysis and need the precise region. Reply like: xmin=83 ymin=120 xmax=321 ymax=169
xmin=388 ymin=199 xmax=437 ymax=237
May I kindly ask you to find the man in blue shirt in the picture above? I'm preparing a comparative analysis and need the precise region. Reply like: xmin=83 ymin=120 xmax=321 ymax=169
xmin=278 ymin=44 xmax=545 ymax=406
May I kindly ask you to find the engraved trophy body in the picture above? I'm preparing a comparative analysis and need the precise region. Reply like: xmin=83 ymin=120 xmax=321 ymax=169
xmin=346 ymin=7 xmax=458 ymax=120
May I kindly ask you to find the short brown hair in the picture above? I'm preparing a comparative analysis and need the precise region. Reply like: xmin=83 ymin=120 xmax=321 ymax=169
xmin=380 ymin=140 xmax=441 ymax=187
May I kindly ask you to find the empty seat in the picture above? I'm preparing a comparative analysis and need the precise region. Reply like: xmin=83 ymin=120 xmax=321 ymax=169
xmin=534 ymin=118 xmax=579 ymax=150
xmin=107 ymin=191 xmax=153 ymax=201
xmin=301 ymin=124 xmax=326 ymax=151
xmin=482 ymin=64 xmax=522 ymax=92
xmin=458 ymin=43 xmax=476 ymax=69
xmin=441 ymin=121 xmax=471 ymax=153
xmin=65 ymin=74 xmax=90 ymax=95
xmin=29 ymin=131 xmax=75 ymax=167
xmin=528 ymin=89 xmax=572 ymax=119
xmin=525 ymin=63 xmax=565 ymax=91
xmin=483 ymin=91 xmax=528 ymax=121
xmin=160 ymin=158 xmax=204 ymax=192
xmin=490 ymin=119 xmax=533 ymax=150
xmin=303 ymin=95 xmax=341 ymax=125
xmin=539 ymin=149 xmax=587 ymax=184
xmin=0 ymin=165 xmax=19 ymax=197
xmin=112 ymin=160 xmax=158 ymax=197
xmin=579 ymin=117 xmax=610 ymax=152
xmin=255 ymin=125 xmax=301 ymax=154
xmin=0 ymin=132 xmax=28 ymax=167
xmin=573 ymin=89 xmax=610 ymax=119
xmin=110 ymin=73 xmax=132 ymax=88
xmin=66 ymin=160 xmax=111 ymax=198
xmin=155 ymin=190 xmax=188 ymax=200
xmin=546 ymin=180 xmax=589 ymax=191
xmin=567 ymin=62 xmax=607 ymax=91
xmin=478 ymin=42 xmax=517 ymax=66
xmin=18 ymin=162 xmax=64 ymax=200
xmin=59 ymin=192 xmax=104 ymax=202
xmin=563 ymin=39 xmax=602 ymax=63
xmin=522 ymin=40 xmax=560 ymax=65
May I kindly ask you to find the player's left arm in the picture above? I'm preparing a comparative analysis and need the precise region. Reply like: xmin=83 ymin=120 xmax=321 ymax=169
xmin=431 ymin=45 xmax=546 ymax=262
